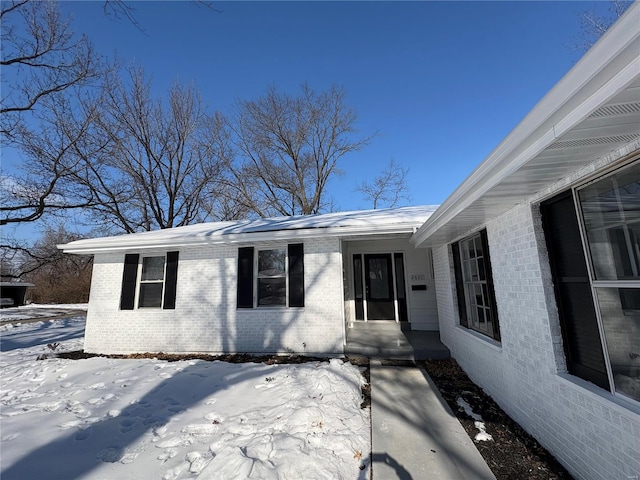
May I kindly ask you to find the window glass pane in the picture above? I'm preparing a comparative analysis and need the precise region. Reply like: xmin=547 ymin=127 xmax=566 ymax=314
xmin=139 ymin=283 xmax=163 ymax=308
xmin=353 ymin=256 xmax=363 ymax=299
xmin=368 ymin=257 xmax=391 ymax=299
xmin=478 ymin=257 xmax=486 ymax=281
xmin=579 ymin=162 xmax=640 ymax=280
xmin=461 ymin=239 xmax=471 ymax=260
xmin=474 ymin=284 xmax=484 ymax=307
xmin=474 ymin=236 xmax=483 ymax=258
xmin=482 ymin=284 xmax=489 ymax=308
xmin=595 ymin=287 xmax=640 ymax=401
xmin=141 ymin=256 xmax=165 ymax=281
xmin=463 ymin=260 xmax=471 ymax=283
xmin=477 ymin=307 xmax=486 ymax=329
xmin=469 ymin=305 xmax=478 ymax=328
xmin=257 ymin=278 xmax=286 ymax=306
xmin=258 ymin=249 xmax=286 ymax=276
xmin=470 ymin=260 xmax=479 ymax=281
xmin=394 ymin=253 xmax=406 ymax=299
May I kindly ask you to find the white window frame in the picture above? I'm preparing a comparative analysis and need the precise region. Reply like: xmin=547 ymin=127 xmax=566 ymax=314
xmin=135 ymin=255 xmax=167 ymax=309
xmin=255 ymin=247 xmax=288 ymax=308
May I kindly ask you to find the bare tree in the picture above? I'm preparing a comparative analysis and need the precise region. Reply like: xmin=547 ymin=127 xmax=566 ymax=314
xmin=1 ymin=91 xmax=105 ymax=226
xmin=1 ymin=0 xmax=110 ymax=229
xmin=0 ymin=1 xmax=102 ymax=136
xmin=357 ymin=159 xmax=411 ymax=209
xmin=18 ymin=226 xmax=93 ymax=303
xmin=219 ymin=84 xmax=374 ymax=217
xmin=72 ymin=67 xmax=225 ymax=233
xmin=576 ymin=0 xmax=632 ymax=51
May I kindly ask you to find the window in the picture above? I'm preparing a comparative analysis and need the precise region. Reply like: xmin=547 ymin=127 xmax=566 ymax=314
xmin=237 ymin=243 xmax=304 ymax=309
xmin=139 ymin=256 xmax=165 ymax=308
xmin=452 ymin=230 xmax=501 ymax=341
xmin=120 ymin=252 xmax=179 ymax=310
xmin=257 ymin=248 xmax=286 ymax=306
xmin=542 ymin=159 xmax=639 ymax=402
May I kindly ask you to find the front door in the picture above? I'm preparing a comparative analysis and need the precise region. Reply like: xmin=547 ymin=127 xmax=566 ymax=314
xmin=364 ymin=254 xmax=395 ymax=320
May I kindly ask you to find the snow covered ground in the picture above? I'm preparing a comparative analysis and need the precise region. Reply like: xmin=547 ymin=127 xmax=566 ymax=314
xmin=0 ymin=311 xmax=370 ymax=479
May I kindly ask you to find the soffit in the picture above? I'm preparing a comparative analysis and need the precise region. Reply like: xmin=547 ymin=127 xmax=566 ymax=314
xmin=412 ymin=5 xmax=640 ymax=248
xmin=416 ymin=80 xmax=640 ymax=247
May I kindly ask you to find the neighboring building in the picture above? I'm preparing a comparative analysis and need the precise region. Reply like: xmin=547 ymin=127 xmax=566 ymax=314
xmin=59 ymin=206 xmax=439 ymax=355
xmin=0 ymin=282 xmax=34 ymax=308
xmin=412 ymin=4 xmax=639 ymax=480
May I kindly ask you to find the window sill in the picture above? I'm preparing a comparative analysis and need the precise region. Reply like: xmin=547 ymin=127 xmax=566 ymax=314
xmin=238 ymin=307 xmax=305 ymax=311
xmin=557 ymin=372 xmax=640 ymax=415
xmin=455 ymin=325 xmax=502 ymax=352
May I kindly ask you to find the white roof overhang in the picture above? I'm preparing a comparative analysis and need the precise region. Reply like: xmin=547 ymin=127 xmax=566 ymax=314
xmin=58 ymin=206 xmax=437 ymax=254
xmin=412 ymin=2 xmax=640 ymax=248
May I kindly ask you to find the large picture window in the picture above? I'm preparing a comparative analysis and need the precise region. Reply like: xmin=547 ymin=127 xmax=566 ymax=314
xmin=542 ymin=159 xmax=639 ymax=402
xmin=577 ymin=161 xmax=639 ymax=402
xmin=452 ymin=229 xmax=501 ymax=341
xmin=237 ymin=244 xmax=304 ymax=309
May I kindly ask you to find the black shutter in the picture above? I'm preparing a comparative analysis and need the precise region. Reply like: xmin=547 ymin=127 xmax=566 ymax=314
xmin=120 ymin=254 xmax=139 ymax=310
xmin=480 ymin=230 xmax=500 ymax=341
xmin=541 ymin=191 xmax=609 ymax=390
xmin=237 ymin=247 xmax=254 ymax=308
xmin=163 ymin=251 xmax=179 ymax=310
xmin=288 ymin=243 xmax=304 ymax=307
xmin=451 ymin=242 xmax=468 ymax=327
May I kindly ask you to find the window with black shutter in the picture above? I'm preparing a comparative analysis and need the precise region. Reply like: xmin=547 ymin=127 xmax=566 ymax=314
xmin=540 ymin=159 xmax=639 ymax=402
xmin=452 ymin=229 xmax=501 ymax=341
xmin=541 ymin=191 xmax=609 ymax=390
xmin=237 ymin=243 xmax=305 ymax=308
xmin=119 ymin=252 xmax=179 ymax=310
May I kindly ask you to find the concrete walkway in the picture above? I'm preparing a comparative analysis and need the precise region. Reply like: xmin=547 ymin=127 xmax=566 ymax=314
xmin=370 ymin=361 xmax=496 ymax=480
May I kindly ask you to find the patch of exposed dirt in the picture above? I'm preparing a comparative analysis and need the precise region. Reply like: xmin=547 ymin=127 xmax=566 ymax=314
xmin=423 ymin=358 xmax=573 ymax=480
xmin=56 ymin=350 xmax=329 ymax=364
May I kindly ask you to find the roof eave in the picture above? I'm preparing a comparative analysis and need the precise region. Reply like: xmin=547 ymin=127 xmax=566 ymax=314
xmin=411 ymin=2 xmax=640 ymax=248
xmin=59 ymin=223 xmax=421 ymax=255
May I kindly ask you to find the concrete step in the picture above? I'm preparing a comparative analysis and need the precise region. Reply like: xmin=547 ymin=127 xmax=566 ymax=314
xmin=345 ymin=329 xmax=450 ymax=361
xmin=348 ymin=320 xmax=411 ymax=331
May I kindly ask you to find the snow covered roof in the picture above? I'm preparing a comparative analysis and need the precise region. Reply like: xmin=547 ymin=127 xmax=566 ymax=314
xmin=59 ymin=206 xmax=438 ymax=254
xmin=412 ymin=2 xmax=640 ymax=247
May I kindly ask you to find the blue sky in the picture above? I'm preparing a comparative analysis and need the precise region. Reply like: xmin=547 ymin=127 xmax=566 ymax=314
xmin=5 ymin=1 xmax=616 ymax=239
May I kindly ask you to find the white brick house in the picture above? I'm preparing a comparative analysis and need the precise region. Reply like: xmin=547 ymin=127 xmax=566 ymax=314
xmin=58 ymin=5 xmax=639 ymax=479
xmin=412 ymin=4 xmax=640 ymax=479
xmin=60 ymin=206 xmax=439 ymax=356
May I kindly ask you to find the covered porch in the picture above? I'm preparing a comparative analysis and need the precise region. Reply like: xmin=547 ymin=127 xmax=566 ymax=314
xmin=344 ymin=321 xmax=449 ymax=360
xmin=341 ymin=236 xmax=447 ymax=359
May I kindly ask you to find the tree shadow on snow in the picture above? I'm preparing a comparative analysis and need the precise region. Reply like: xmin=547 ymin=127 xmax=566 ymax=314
xmin=1 ymin=360 xmax=266 ymax=479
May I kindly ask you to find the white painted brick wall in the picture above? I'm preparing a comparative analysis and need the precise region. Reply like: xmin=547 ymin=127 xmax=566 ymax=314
xmin=84 ymin=238 xmax=345 ymax=356
xmin=432 ymin=148 xmax=640 ymax=480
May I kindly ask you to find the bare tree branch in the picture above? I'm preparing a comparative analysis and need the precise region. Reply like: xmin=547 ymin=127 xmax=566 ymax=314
xmin=574 ymin=0 xmax=631 ymax=51
xmin=222 ymin=84 xmax=375 ymax=217
xmin=1 ymin=0 xmax=103 ymax=128
xmin=71 ymin=66 xmax=226 ymax=233
xmin=356 ymin=159 xmax=412 ymax=209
